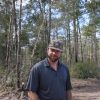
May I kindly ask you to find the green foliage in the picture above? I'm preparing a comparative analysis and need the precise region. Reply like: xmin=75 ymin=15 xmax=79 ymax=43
xmin=71 ymin=62 xmax=97 ymax=79
xmin=86 ymin=0 xmax=100 ymax=13
xmin=0 ymin=33 xmax=7 ymax=65
xmin=20 ymin=31 xmax=29 ymax=46
xmin=82 ymin=25 xmax=94 ymax=36
xmin=0 ymin=66 xmax=5 ymax=76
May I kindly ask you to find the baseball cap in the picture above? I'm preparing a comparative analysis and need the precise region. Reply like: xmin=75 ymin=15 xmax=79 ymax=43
xmin=48 ymin=40 xmax=63 ymax=52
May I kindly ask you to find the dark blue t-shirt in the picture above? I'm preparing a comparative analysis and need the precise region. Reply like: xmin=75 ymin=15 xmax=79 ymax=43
xmin=26 ymin=58 xmax=72 ymax=100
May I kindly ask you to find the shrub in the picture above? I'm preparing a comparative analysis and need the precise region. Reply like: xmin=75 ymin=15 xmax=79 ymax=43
xmin=71 ymin=62 xmax=97 ymax=79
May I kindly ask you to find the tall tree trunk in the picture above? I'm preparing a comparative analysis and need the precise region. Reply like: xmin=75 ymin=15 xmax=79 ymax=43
xmin=93 ymin=3 xmax=98 ymax=66
xmin=93 ymin=29 xmax=98 ymax=65
xmin=90 ymin=0 xmax=98 ymax=65
xmin=48 ymin=0 xmax=51 ymax=43
xmin=13 ymin=0 xmax=21 ymax=88
xmin=5 ymin=1 xmax=12 ymax=70
xmin=73 ymin=18 xmax=78 ymax=62
xmin=6 ymin=15 xmax=12 ymax=71
xmin=77 ymin=18 xmax=83 ymax=62
xmin=64 ymin=0 xmax=71 ymax=65
xmin=16 ymin=0 xmax=22 ymax=88
xmin=72 ymin=0 xmax=79 ymax=63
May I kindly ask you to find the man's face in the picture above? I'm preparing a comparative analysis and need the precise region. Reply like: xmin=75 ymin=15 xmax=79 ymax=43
xmin=47 ymin=48 xmax=62 ymax=62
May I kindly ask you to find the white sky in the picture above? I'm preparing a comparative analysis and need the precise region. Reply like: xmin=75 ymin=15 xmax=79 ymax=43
xmin=17 ymin=0 xmax=29 ymax=6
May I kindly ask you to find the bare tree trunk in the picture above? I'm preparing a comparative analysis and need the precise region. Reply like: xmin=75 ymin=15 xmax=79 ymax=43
xmin=73 ymin=18 xmax=78 ymax=62
xmin=6 ymin=17 xmax=11 ymax=70
xmin=5 ymin=1 xmax=12 ymax=70
xmin=90 ymin=37 xmax=93 ymax=62
xmin=90 ymin=0 xmax=98 ymax=66
xmin=16 ymin=0 xmax=22 ymax=88
xmin=64 ymin=0 xmax=71 ymax=65
xmin=77 ymin=18 xmax=83 ymax=62
xmin=48 ymin=0 xmax=51 ymax=43
xmin=13 ymin=0 xmax=21 ymax=88
xmin=93 ymin=30 xmax=98 ymax=65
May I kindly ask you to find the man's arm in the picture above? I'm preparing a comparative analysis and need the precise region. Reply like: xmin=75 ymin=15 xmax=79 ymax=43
xmin=66 ymin=90 xmax=72 ymax=100
xmin=28 ymin=91 xmax=40 ymax=100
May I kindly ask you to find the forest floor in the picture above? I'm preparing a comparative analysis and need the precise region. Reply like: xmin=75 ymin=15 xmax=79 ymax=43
xmin=72 ymin=78 xmax=100 ymax=100
xmin=0 ymin=78 xmax=100 ymax=100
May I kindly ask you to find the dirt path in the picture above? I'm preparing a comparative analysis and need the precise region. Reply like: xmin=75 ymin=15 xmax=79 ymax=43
xmin=0 ymin=78 xmax=100 ymax=100
xmin=72 ymin=78 xmax=100 ymax=100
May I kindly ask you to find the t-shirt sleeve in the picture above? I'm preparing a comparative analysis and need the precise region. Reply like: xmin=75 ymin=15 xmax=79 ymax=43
xmin=66 ymin=68 xmax=72 ymax=91
xmin=25 ymin=65 xmax=39 ymax=92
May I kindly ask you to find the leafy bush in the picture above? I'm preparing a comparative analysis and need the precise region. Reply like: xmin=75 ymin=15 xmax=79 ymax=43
xmin=71 ymin=62 xmax=97 ymax=79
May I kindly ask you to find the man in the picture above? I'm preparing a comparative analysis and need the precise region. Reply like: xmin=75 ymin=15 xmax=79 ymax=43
xmin=26 ymin=40 xmax=72 ymax=100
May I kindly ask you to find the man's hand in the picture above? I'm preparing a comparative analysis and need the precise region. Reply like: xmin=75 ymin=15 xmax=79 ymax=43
xmin=28 ymin=91 xmax=40 ymax=100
